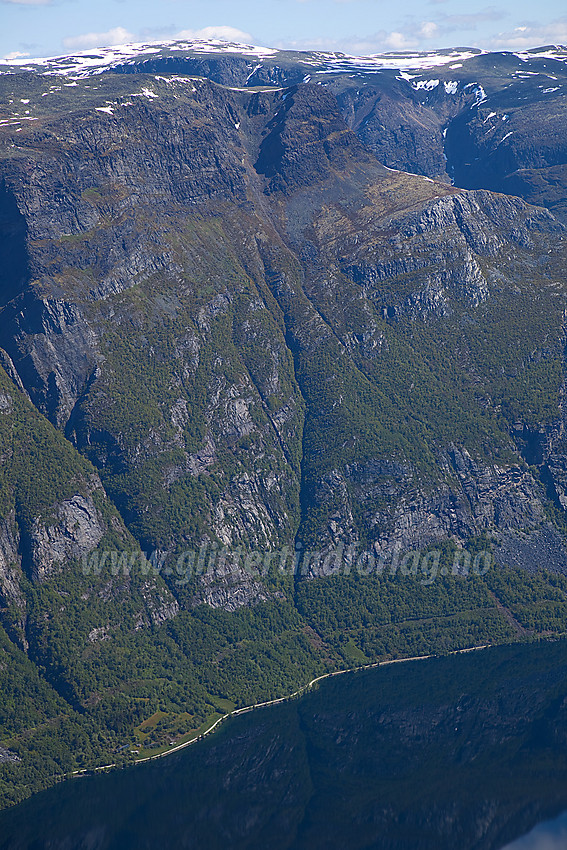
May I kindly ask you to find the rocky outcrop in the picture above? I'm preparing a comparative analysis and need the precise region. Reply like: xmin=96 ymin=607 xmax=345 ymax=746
xmin=140 ymin=582 xmax=180 ymax=627
xmin=0 ymin=746 xmax=19 ymax=764
xmin=335 ymin=82 xmax=461 ymax=181
xmin=1 ymin=47 xmax=567 ymax=806
xmin=192 ymin=558 xmax=271 ymax=612
xmin=300 ymin=445 xmax=551 ymax=576
xmin=0 ymin=511 xmax=27 ymax=647
xmin=28 ymin=492 xmax=106 ymax=582
xmin=0 ymin=512 xmax=22 ymax=601
xmin=446 ymin=92 xmax=567 ymax=223
xmin=345 ymin=190 xmax=559 ymax=317
xmin=1 ymin=296 xmax=101 ymax=428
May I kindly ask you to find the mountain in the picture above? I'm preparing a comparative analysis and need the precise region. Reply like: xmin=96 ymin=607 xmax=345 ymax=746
xmin=3 ymin=40 xmax=566 ymax=219
xmin=1 ymin=39 xmax=567 ymax=807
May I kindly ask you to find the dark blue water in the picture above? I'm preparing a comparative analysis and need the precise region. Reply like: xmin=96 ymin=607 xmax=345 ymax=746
xmin=2 ymin=640 xmax=567 ymax=849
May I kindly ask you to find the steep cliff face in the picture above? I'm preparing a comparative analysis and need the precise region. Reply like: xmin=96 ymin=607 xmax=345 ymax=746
xmin=248 ymin=87 xmax=566 ymax=563
xmin=445 ymin=85 xmax=567 ymax=223
xmin=0 ymin=80 xmax=309 ymax=557
xmin=4 ymin=42 xmax=566 ymax=216
xmin=2 ymin=46 xmax=567 ymax=807
xmin=331 ymin=50 xmax=567 ymax=222
xmin=0 ymin=73 xmax=566 ymax=589
xmin=0 ymin=364 xmax=179 ymax=702
xmin=334 ymin=79 xmax=461 ymax=181
xmin=276 ymin=178 xmax=567 ymax=563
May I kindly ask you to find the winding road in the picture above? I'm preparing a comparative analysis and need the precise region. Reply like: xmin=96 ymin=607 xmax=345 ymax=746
xmin=68 ymin=643 xmax=490 ymax=778
xmin=132 ymin=643 xmax=490 ymax=766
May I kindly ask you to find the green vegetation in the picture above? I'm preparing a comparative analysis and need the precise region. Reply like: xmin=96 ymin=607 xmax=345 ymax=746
xmin=72 ymin=220 xmax=304 ymax=553
xmin=2 ymin=221 xmax=567 ymax=808
xmin=4 ymin=526 xmax=567 ymax=810
xmin=2 ymin=69 xmax=567 ymax=822
xmin=0 ymin=370 xmax=94 ymax=527
xmin=3 ymin=639 xmax=567 ymax=849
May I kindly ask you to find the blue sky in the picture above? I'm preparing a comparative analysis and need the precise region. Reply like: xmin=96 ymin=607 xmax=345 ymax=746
xmin=1 ymin=0 xmax=565 ymax=61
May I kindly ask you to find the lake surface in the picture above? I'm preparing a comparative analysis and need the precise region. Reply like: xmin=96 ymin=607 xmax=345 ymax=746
xmin=2 ymin=640 xmax=567 ymax=849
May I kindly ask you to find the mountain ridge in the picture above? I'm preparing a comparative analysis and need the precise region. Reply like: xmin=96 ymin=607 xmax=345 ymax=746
xmin=2 ymin=40 xmax=567 ymax=808
xmin=2 ymin=39 xmax=566 ymax=219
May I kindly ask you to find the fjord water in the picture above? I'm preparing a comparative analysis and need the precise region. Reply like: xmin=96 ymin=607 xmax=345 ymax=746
xmin=2 ymin=640 xmax=567 ymax=850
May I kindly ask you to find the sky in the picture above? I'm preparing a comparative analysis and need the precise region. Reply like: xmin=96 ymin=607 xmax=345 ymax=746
xmin=0 ymin=0 xmax=565 ymax=63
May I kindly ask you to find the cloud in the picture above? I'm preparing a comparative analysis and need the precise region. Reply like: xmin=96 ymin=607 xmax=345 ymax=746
xmin=486 ymin=16 xmax=567 ymax=49
xmin=1 ymin=0 xmax=51 ymax=4
xmin=384 ymin=32 xmax=416 ymax=50
xmin=436 ymin=8 xmax=507 ymax=32
xmin=60 ymin=23 xmax=255 ymax=55
xmin=419 ymin=21 xmax=439 ymax=39
xmin=63 ymin=26 xmax=135 ymax=51
xmin=275 ymin=8 xmax=507 ymax=55
xmin=2 ymin=50 xmax=30 ymax=60
xmin=174 ymin=26 xmax=253 ymax=44
xmin=276 ymin=31 xmax=421 ymax=54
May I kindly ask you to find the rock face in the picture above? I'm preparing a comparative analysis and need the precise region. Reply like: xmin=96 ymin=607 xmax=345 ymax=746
xmin=0 ymin=747 xmax=19 ymax=764
xmin=0 ymin=68 xmax=567 ymax=601
xmin=3 ymin=44 xmax=567 ymax=808
xmin=0 ymin=361 xmax=179 ymax=672
xmin=28 ymin=493 xmax=106 ymax=582
xmin=4 ymin=42 xmax=566 ymax=218
xmin=0 ymin=511 xmax=26 ymax=645
xmin=73 ymin=42 xmax=567 ymax=223
xmin=334 ymin=79 xmax=460 ymax=181
xmin=332 ymin=50 xmax=567 ymax=224
xmin=192 ymin=558 xmax=272 ymax=612
xmin=445 ymin=80 xmax=567 ymax=223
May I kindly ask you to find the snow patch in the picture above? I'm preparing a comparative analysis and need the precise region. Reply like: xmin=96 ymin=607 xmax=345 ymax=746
xmin=154 ymin=76 xmax=198 ymax=90
xmin=301 ymin=48 xmax=486 ymax=76
xmin=413 ymin=78 xmax=439 ymax=91
xmin=245 ymin=63 xmax=263 ymax=83
xmin=515 ymin=48 xmax=567 ymax=63
xmin=168 ymin=39 xmax=277 ymax=58
xmin=0 ymin=40 xmax=564 ymax=87
xmin=466 ymin=83 xmax=487 ymax=105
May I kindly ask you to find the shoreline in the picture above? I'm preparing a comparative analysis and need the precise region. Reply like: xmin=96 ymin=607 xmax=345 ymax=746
xmin=70 ymin=642 xmax=490 ymax=777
